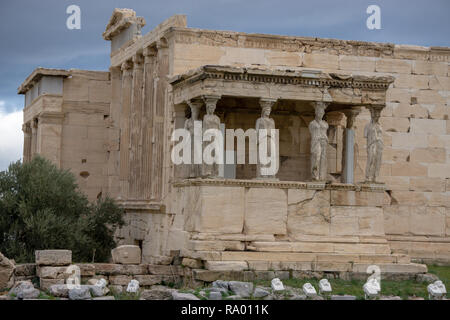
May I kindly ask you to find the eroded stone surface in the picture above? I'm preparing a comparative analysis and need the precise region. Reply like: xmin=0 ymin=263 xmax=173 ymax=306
xmin=0 ymin=252 xmax=15 ymax=290
xmin=172 ymin=292 xmax=200 ymax=300
xmin=111 ymin=245 xmax=141 ymax=265
xmin=9 ymin=281 xmax=40 ymax=300
xmin=229 ymin=281 xmax=254 ymax=298
xmin=69 ymin=286 xmax=92 ymax=300
xmin=35 ymin=250 xmax=71 ymax=266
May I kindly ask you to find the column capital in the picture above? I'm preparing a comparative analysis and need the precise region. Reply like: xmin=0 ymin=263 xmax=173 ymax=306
xmin=143 ymin=46 xmax=157 ymax=57
xmin=143 ymin=46 xmax=157 ymax=63
xmin=259 ymin=98 xmax=277 ymax=109
xmin=366 ymin=104 xmax=385 ymax=115
xmin=132 ymin=53 xmax=144 ymax=67
xmin=342 ymin=108 xmax=361 ymax=129
xmin=121 ymin=60 xmax=133 ymax=72
xmin=156 ymin=37 xmax=169 ymax=49
xmin=187 ymin=99 xmax=203 ymax=111
xmin=32 ymin=118 xmax=38 ymax=128
xmin=22 ymin=123 xmax=31 ymax=134
xmin=313 ymin=101 xmax=329 ymax=111
xmin=203 ymin=95 xmax=221 ymax=106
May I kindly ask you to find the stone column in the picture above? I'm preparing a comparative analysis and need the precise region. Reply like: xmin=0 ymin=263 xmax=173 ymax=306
xmin=119 ymin=60 xmax=133 ymax=198
xmin=22 ymin=122 xmax=32 ymax=163
xmin=141 ymin=46 xmax=157 ymax=200
xmin=364 ymin=105 xmax=384 ymax=183
xmin=151 ymin=40 xmax=168 ymax=201
xmin=325 ymin=112 xmax=344 ymax=176
xmin=129 ymin=54 xmax=144 ymax=199
xmin=341 ymin=109 xmax=360 ymax=183
xmin=31 ymin=118 xmax=38 ymax=158
xmin=256 ymin=98 xmax=277 ymax=179
xmin=202 ymin=95 xmax=221 ymax=178
xmin=309 ymin=102 xmax=329 ymax=181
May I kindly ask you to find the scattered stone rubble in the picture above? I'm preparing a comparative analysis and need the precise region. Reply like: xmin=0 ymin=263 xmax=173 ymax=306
xmin=363 ymin=278 xmax=381 ymax=300
xmin=0 ymin=252 xmax=15 ymax=290
xmin=9 ymin=281 xmax=40 ymax=299
xmin=427 ymin=280 xmax=447 ymax=300
xmin=0 ymin=249 xmax=447 ymax=301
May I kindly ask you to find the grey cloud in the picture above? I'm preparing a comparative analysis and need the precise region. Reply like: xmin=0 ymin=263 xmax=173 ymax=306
xmin=0 ymin=0 xmax=449 ymax=113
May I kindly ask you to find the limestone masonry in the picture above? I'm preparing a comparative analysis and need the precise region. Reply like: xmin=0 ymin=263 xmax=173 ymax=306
xmin=18 ymin=8 xmax=450 ymax=280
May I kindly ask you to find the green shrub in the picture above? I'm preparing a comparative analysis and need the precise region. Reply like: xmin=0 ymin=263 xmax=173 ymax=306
xmin=0 ymin=156 xmax=124 ymax=263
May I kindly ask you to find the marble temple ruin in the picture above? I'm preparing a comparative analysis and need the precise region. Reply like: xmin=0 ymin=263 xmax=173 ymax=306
xmin=17 ymin=8 xmax=450 ymax=280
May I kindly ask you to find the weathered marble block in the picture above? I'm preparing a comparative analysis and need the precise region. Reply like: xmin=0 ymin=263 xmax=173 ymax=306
xmin=35 ymin=250 xmax=72 ymax=266
xmin=111 ymin=245 xmax=141 ymax=265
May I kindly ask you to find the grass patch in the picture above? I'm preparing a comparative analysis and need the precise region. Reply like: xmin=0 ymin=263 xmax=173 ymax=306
xmin=253 ymin=278 xmax=428 ymax=300
xmin=113 ymin=291 xmax=140 ymax=300
xmin=428 ymin=265 xmax=450 ymax=284
xmin=38 ymin=291 xmax=57 ymax=300
xmin=192 ymin=287 xmax=208 ymax=300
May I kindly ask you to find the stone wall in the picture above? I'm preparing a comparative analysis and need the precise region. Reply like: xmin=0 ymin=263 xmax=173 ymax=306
xmin=166 ymin=181 xmax=427 ymax=273
xmin=60 ymin=70 xmax=111 ymax=201
xmin=10 ymin=248 xmax=427 ymax=292
xmin=20 ymin=69 xmax=111 ymax=201
xmin=9 ymin=250 xmax=185 ymax=292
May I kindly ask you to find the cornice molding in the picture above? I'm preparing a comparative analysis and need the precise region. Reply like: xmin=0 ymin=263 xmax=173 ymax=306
xmin=170 ymin=65 xmax=395 ymax=91
xmin=172 ymin=178 xmax=388 ymax=192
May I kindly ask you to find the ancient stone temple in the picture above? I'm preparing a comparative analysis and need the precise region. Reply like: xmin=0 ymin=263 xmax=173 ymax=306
xmin=18 ymin=8 xmax=449 ymax=279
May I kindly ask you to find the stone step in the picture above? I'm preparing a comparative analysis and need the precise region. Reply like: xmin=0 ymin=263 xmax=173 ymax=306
xmin=191 ymin=262 xmax=427 ymax=283
xmin=352 ymin=263 xmax=427 ymax=274
xmin=248 ymin=241 xmax=391 ymax=255
xmin=184 ymin=250 xmax=412 ymax=267
xmin=220 ymin=251 xmax=398 ymax=263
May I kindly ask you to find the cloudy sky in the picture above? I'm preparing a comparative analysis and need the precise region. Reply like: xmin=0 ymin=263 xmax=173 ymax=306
xmin=0 ymin=0 xmax=449 ymax=170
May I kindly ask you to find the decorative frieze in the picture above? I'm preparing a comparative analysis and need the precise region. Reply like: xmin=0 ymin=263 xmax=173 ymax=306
xmin=173 ymin=178 xmax=368 ymax=192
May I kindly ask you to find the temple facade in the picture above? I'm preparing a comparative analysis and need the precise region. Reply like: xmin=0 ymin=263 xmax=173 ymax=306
xmin=19 ymin=8 xmax=449 ymax=278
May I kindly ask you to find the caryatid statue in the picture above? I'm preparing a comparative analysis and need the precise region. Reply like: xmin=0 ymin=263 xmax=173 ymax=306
xmin=364 ymin=106 xmax=383 ymax=183
xmin=256 ymin=98 xmax=277 ymax=179
xmin=309 ymin=102 xmax=329 ymax=181
xmin=184 ymin=100 xmax=202 ymax=178
xmin=202 ymin=95 xmax=221 ymax=178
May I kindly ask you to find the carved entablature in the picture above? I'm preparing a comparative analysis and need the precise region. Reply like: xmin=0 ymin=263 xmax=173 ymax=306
xmin=18 ymin=68 xmax=69 ymax=94
xmin=173 ymin=178 xmax=387 ymax=192
xmin=167 ymin=28 xmax=450 ymax=62
xmin=169 ymin=65 xmax=394 ymax=108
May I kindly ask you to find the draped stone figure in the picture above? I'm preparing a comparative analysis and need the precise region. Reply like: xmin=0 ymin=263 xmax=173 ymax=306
xmin=256 ymin=99 xmax=277 ymax=179
xmin=309 ymin=102 xmax=329 ymax=181
xmin=202 ymin=96 xmax=221 ymax=178
xmin=184 ymin=101 xmax=202 ymax=178
xmin=364 ymin=107 xmax=383 ymax=183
